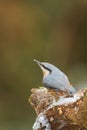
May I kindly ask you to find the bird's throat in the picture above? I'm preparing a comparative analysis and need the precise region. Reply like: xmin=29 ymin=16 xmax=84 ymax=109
xmin=43 ymin=70 xmax=50 ymax=78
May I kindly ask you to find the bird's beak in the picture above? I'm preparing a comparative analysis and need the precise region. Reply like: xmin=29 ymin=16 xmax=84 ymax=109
xmin=34 ymin=59 xmax=42 ymax=67
xmin=34 ymin=59 xmax=50 ymax=77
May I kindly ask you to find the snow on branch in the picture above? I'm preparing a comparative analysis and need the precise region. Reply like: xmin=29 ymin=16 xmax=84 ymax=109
xmin=29 ymin=87 xmax=87 ymax=130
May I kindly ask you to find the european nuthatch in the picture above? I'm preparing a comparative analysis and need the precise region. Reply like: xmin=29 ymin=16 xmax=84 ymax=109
xmin=34 ymin=59 xmax=76 ymax=94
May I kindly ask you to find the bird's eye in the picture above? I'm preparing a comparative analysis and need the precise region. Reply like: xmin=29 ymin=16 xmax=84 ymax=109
xmin=41 ymin=64 xmax=45 ymax=68
xmin=41 ymin=64 xmax=52 ymax=73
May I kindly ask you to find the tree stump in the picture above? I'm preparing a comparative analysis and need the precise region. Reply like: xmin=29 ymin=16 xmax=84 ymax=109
xmin=29 ymin=87 xmax=87 ymax=130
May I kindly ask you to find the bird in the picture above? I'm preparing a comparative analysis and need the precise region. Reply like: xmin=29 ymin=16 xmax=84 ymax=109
xmin=34 ymin=59 xmax=76 ymax=94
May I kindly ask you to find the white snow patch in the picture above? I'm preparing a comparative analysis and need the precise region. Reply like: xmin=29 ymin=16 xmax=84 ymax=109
xmin=33 ymin=113 xmax=51 ymax=130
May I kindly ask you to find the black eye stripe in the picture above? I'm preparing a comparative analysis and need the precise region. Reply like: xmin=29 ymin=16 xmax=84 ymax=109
xmin=40 ymin=64 xmax=52 ymax=73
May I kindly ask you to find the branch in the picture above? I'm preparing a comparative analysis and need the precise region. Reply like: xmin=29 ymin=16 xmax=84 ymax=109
xmin=29 ymin=87 xmax=87 ymax=130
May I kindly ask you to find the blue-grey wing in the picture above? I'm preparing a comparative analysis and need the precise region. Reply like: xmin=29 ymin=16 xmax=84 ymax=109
xmin=43 ymin=73 xmax=70 ymax=91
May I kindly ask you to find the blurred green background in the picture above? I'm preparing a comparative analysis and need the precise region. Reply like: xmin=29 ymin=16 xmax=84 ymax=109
xmin=0 ymin=0 xmax=87 ymax=130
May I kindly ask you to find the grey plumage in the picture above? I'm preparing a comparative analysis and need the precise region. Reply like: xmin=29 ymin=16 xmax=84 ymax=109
xmin=34 ymin=59 xmax=76 ymax=94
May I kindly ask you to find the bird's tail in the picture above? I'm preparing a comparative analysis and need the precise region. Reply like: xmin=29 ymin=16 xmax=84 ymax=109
xmin=68 ymin=85 xmax=77 ymax=94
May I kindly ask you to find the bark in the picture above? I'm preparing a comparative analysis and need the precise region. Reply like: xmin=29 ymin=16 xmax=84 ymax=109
xmin=29 ymin=87 xmax=87 ymax=130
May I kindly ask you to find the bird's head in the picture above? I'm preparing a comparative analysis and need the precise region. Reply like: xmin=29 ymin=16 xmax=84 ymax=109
xmin=34 ymin=59 xmax=56 ymax=78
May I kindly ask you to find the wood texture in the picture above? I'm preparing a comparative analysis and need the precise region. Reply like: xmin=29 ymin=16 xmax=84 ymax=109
xmin=29 ymin=87 xmax=87 ymax=130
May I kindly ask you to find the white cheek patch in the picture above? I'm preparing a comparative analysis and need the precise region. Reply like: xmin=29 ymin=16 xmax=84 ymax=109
xmin=40 ymin=66 xmax=50 ymax=78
